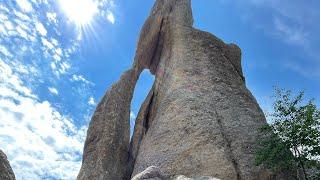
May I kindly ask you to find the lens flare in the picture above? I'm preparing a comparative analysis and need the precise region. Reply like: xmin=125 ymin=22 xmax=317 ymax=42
xmin=59 ymin=0 xmax=98 ymax=26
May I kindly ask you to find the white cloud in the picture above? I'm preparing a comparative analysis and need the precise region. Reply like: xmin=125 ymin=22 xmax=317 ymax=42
xmin=88 ymin=97 xmax=95 ymax=105
xmin=221 ymin=0 xmax=320 ymax=79
xmin=226 ymin=0 xmax=318 ymax=50
xmin=284 ymin=61 xmax=320 ymax=79
xmin=273 ymin=17 xmax=308 ymax=46
xmin=46 ymin=12 xmax=57 ymax=23
xmin=0 ymin=60 xmax=86 ymax=179
xmin=4 ymin=20 xmax=14 ymax=31
xmin=48 ymin=87 xmax=59 ymax=95
xmin=35 ymin=22 xmax=47 ymax=36
xmin=71 ymin=74 xmax=92 ymax=85
xmin=16 ymin=25 xmax=29 ymax=40
xmin=0 ymin=61 xmax=35 ymax=98
xmin=15 ymin=0 xmax=33 ymax=12
xmin=41 ymin=37 xmax=55 ymax=50
xmin=0 ymin=45 xmax=12 ymax=57
xmin=107 ymin=12 xmax=115 ymax=24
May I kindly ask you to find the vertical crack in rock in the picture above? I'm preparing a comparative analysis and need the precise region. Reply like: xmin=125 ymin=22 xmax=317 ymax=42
xmin=143 ymin=94 xmax=154 ymax=133
xmin=149 ymin=18 xmax=165 ymax=74
xmin=216 ymin=112 xmax=242 ymax=180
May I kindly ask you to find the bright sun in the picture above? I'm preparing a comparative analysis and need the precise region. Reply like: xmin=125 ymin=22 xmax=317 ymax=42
xmin=59 ymin=0 xmax=98 ymax=26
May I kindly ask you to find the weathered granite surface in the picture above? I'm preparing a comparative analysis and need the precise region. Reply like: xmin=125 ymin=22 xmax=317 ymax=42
xmin=77 ymin=69 xmax=139 ymax=180
xmin=131 ymin=166 xmax=163 ymax=180
xmin=0 ymin=150 xmax=15 ymax=180
xmin=131 ymin=166 xmax=220 ymax=180
xmin=78 ymin=0 xmax=280 ymax=179
xmin=173 ymin=175 xmax=220 ymax=180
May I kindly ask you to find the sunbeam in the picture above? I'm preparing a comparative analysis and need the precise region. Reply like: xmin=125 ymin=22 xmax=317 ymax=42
xmin=59 ymin=0 xmax=98 ymax=26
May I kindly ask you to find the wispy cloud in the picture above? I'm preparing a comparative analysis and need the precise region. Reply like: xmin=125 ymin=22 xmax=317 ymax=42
xmin=284 ymin=61 xmax=320 ymax=79
xmin=272 ymin=17 xmax=308 ymax=46
xmin=71 ymin=74 xmax=92 ymax=85
xmin=107 ymin=12 xmax=115 ymax=24
xmin=0 ymin=60 xmax=87 ymax=179
xmin=35 ymin=22 xmax=47 ymax=36
xmin=48 ymin=87 xmax=59 ymax=95
xmin=88 ymin=97 xmax=96 ymax=105
xmin=15 ymin=0 xmax=33 ymax=12
xmin=223 ymin=0 xmax=320 ymax=79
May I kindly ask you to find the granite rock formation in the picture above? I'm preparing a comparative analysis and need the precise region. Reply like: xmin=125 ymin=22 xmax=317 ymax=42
xmin=78 ymin=0 xmax=276 ymax=179
xmin=0 ymin=150 xmax=15 ymax=180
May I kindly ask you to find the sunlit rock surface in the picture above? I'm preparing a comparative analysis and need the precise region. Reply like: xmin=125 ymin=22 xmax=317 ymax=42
xmin=131 ymin=166 xmax=220 ymax=180
xmin=78 ymin=0 xmax=278 ymax=179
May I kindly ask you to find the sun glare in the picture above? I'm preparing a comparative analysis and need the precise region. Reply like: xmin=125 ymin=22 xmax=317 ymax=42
xmin=59 ymin=0 xmax=98 ymax=26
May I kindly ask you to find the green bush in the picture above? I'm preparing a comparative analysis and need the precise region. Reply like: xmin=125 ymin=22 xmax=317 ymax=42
xmin=255 ymin=88 xmax=320 ymax=180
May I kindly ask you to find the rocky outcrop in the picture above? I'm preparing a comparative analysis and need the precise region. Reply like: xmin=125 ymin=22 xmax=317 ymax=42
xmin=131 ymin=166 xmax=220 ymax=180
xmin=173 ymin=175 xmax=220 ymax=180
xmin=131 ymin=166 xmax=163 ymax=180
xmin=78 ymin=0 xmax=278 ymax=179
xmin=0 ymin=150 xmax=15 ymax=180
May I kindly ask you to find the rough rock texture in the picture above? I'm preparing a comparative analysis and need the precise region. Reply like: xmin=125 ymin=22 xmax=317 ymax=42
xmin=131 ymin=166 xmax=163 ymax=180
xmin=131 ymin=166 xmax=220 ymax=180
xmin=78 ymin=0 xmax=280 ymax=179
xmin=0 ymin=150 xmax=15 ymax=180
xmin=173 ymin=175 xmax=220 ymax=180
xmin=77 ymin=69 xmax=140 ymax=180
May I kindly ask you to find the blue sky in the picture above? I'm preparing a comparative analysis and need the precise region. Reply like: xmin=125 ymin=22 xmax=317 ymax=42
xmin=0 ymin=0 xmax=319 ymax=179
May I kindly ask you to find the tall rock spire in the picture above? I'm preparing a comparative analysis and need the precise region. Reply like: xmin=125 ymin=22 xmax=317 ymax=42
xmin=78 ymin=0 xmax=277 ymax=179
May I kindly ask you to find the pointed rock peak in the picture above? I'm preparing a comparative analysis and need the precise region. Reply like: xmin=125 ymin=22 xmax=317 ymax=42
xmin=151 ymin=0 xmax=193 ymax=26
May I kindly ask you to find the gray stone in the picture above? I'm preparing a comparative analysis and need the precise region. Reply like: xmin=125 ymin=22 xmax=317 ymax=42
xmin=131 ymin=168 xmax=220 ymax=180
xmin=131 ymin=166 xmax=163 ymax=180
xmin=77 ymin=69 xmax=140 ymax=180
xmin=173 ymin=175 xmax=193 ymax=180
xmin=130 ymin=1 xmax=273 ymax=179
xmin=78 ymin=0 xmax=289 ymax=179
xmin=173 ymin=175 xmax=220 ymax=180
xmin=0 ymin=150 xmax=15 ymax=180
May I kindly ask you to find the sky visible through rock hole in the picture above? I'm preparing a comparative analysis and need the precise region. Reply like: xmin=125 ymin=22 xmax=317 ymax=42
xmin=0 ymin=0 xmax=319 ymax=179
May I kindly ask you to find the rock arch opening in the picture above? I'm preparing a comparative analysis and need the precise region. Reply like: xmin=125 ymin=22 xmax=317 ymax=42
xmin=130 ymin=69 xmax=155 ymax=137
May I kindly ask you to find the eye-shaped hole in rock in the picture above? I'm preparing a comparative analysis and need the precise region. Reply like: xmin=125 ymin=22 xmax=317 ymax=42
xmin=130 ymin=69 xmax=155 ymax=138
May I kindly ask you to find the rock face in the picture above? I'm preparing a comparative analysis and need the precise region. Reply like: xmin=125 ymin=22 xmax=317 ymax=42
xmin=78 ymin=0 xmax=276 ymax=179
xmin=173 ymin=175 xmax=220 ymax=180
xmin=131 ymin=166 xmax=163 ymax=180
xmin=131 ymin=166 xmax=220 ymax=180
xmin=0 ymin=150 xmax=15 ymax=180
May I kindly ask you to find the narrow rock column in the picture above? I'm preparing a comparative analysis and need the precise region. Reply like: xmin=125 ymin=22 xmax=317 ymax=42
xmin=77 ymin=69 xmax=140 ymax=180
